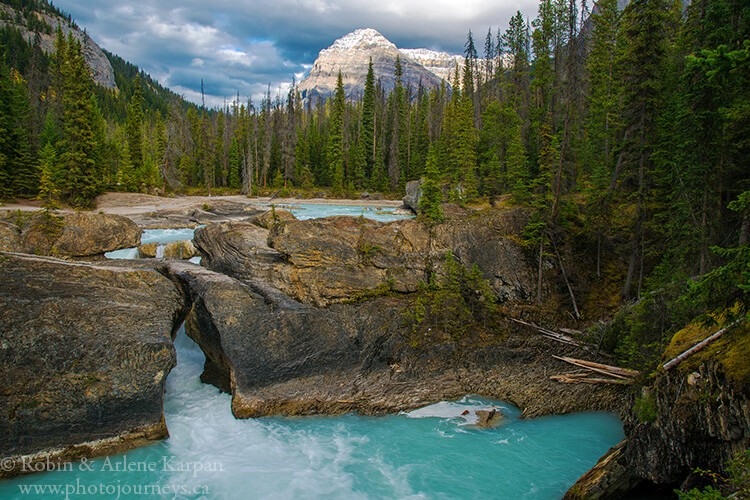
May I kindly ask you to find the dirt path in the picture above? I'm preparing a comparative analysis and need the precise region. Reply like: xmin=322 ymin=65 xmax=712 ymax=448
xmin=1 ymin=192 xmax=404 ymax=217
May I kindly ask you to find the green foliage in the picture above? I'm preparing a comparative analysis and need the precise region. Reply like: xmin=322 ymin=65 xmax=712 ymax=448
xmin=403 ymin=251 xmax=499 ymax=344
xmin=677 ymin=449 xmax=750 ymax=500
xmin=0 ymin=53 xmax=33 ymax=199
xmin=683 ymin=195 xmax=750 ymax=325
xmin=633 ymin=393 xmax=657 ymax=423
xmin=601 ymin=282 xmax=698 ymax=372
xmin=36 ymin=142 xmax=59 ymax=209
xmin=418 ymin=144 xmax=445 ymax=226
xmin=677 ymin=487 xmax=725 ymax=500
xmin=344 ymin=280 xmax=396 ymax=304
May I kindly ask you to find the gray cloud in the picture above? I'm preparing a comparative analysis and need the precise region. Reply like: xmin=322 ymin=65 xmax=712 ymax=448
xmin=54 ymin=0 xmax=542 ymax=107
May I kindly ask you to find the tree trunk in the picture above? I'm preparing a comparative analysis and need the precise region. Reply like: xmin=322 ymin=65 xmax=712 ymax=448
xmin=537 ymin=237 xmax=545 ymax=304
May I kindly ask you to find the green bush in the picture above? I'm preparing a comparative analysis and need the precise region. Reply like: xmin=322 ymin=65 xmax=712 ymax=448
xmin=403 ymin=251 xmax=499 ymax=344
xmin=633 ymin=393 xmax=657 ymax=423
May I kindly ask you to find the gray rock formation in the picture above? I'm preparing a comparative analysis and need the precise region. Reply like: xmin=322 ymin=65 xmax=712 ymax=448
xmin=624 ymin=362 xmax=750 ymax=486
xmin=0 ymin=253 xmax=185 ymax=477
xmin=0 ymin=221 xmax=21 ymax=251
xmin=9 ymin=211 xmax=141 ymax=258
xmin=298 ymin=28 xmax=451 ymax=102
xmin=403 ymin=178 xmax=424 ymax=213
xmin=0 ymin=4 xmax=117 ymax=90
xmin=194 ymin=207 xmax=538 ymax=307
xmin=159 ymin=260 xmax=624 ymax=420
xmin=566 ymin=358 xmax=750 ymax=498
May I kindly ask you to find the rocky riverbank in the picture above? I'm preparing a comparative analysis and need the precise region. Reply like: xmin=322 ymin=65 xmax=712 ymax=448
xmin=0 ymin=199 xmax=628 ymax=480
xmin=0 ymin=253 xmax=186 ymax=478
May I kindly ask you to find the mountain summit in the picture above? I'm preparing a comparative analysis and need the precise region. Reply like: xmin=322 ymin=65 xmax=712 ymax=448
xmin=298 ymin=28 xmax=462 ymax=102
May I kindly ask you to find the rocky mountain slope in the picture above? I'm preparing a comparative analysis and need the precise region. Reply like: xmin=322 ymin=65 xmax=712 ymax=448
xmin=298 ymin=28 xmax=462 ymax=102
xmin=0 ymin=2 xmax=117 ymax=90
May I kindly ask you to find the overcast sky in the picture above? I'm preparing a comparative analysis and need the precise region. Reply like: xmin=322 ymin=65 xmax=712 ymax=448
xmin=53 ymin=0 xmax=540 ymax=107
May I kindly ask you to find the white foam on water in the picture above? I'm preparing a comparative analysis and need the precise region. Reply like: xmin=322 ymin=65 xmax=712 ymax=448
xmin=403 ymin=395 xmax=518 ymax=426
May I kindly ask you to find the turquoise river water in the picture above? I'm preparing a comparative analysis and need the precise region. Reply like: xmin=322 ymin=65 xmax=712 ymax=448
xmin=3 ymin=208 xmax=625 ymax=499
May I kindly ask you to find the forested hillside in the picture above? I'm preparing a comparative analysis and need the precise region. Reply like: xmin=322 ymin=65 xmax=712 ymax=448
xmin=0 ymin=0 xmax=748 ymax=370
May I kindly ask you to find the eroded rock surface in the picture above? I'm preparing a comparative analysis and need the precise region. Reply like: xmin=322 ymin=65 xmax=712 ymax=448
xmin=158 ymin=261 xmax=623 ymax=420
xmin=624 ymin=363 xmax=750 ymax=486
xmin=0 ymin=221 xmax=21 ymax=251
xmin=6 ymin=211 xmax=141 ymax=258
xmin=0 ymin=253 xmax=185 ymax=477
xmin=196 ymin=207 xmax=537 ymax=307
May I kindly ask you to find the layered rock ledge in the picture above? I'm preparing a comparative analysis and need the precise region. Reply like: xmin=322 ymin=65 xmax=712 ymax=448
xmin=196 ymin=207 xmax=538 ymax=307
xmin=0 ymin=253 xmax=185 ymax=478
xmin=171 ymin=207 xmax=624 ymax=419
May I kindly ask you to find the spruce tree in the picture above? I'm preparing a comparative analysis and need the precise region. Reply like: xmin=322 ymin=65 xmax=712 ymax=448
xmin=360 ymin=58 xmax=376 ymax=179
xmin=328 ymin=71 xmax=345 ymax=191
xmin=126 ymin=75 xmax=143 ymax=173
xmin=58 ymin=34 xmax=103 ymax=207
xmin=36 ymin=142 xmax=59 ymax=209
xmin=419 ymin=144 xmax=444 ymax=225
xmin=0 ymin=54 xmax=33 ymax=199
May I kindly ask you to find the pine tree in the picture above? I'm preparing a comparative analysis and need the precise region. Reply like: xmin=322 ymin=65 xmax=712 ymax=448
xmin=359 ymin=58 xmax=376 ymax=181
xmin=585 ymin=0 xmax=622 ymax=183
xmin=126 ymin=75 xmax=143 ymax=172
xmin=0 ymin=55 xmax=33 ymax=199
xmin=617 ymin=0 xmax=674 ymax=300
xmin=484 ymin=27 xmax=495 ymax=83
xmin=36 ymin=142 xmax=59 ymax=209
xmin=419 ymin=143 xmax=444 ymax=225
xmin=58 ymin=33 xmax=103 ymax=207
xmin=328 ymin=70 xmax=345 ymax=191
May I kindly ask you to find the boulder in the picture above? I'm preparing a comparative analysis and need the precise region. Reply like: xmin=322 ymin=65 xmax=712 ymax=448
xmin=0 ymin=253 xmax=185 ymax=477
xmin=52 ymin=212 xmax=141 ymax=256
xmin=253 ymin=208 xmax=297 ymax=229
xmin=138 ymin=242 xmax=159 ymax=258
xmin=564 ymin=441 xmax=640 ymax=500
xmin=193 ymin=222 xmax=284 ymax=284
xmin=475 ymin=408 xmax=504 ymax=429
xmin=14 ymin=211 xmax=141 ymax=258
xmin=403 ymin=178 xmax=424 ymax=213
xmin=0 ymin=221 xmax=21 ymax=251
xmin=163 ymin=239 xmax=198 ymax=259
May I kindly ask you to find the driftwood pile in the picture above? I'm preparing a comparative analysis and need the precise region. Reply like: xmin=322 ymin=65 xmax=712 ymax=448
xmin=550 ymin=356 xmax=640 ymax=385
xmin=509 ymin=317 xmax=640 ymax=385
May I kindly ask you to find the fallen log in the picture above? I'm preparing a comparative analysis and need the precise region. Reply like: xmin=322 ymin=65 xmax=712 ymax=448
xmin=662 ymin=320 xmax=740 ymax=371
xmin=509 ymin=317 xmax=581 ymax=346
xmin=560 ymin=327 xmax=583 ymax=336
xmin=551 ymin=375 xmax=630 ymax=385
xmin=540 ymin=333 xmax=579 ymax=346
xmin=553 ymin=355 xmax=640 ymax=378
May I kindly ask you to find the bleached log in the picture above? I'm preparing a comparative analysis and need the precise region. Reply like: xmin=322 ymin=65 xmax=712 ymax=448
xmin=552 ymin=355 xmax=640 ymax=379
xmin=662 ymin=320 xmax=740 ymax=371
xmin=550 ymin=375 xmax=630 ymax=385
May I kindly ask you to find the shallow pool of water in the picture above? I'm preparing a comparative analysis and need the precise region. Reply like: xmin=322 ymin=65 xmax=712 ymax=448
xmin=1 ymin=330 xmax=623 ymax=499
